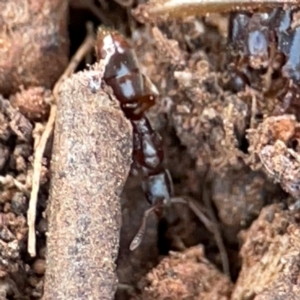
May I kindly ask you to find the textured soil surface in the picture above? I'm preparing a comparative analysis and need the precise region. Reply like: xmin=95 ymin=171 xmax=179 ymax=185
xmin=1 ymin=0 xmax=300 ymax=299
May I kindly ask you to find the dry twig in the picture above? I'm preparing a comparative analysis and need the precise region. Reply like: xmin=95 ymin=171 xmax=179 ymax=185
xmin=42 ymin=62 xmax=132 ymax=300
xmin=27 ymin=30 xmax=95 ymax=257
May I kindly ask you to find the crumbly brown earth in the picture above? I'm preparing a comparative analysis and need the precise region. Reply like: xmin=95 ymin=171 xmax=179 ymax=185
xmin=1 ymin=0 xmax=300 ymax=299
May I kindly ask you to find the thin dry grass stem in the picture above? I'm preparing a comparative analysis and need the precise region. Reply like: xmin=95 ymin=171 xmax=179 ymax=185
xmin=140 ymin=0 xmax=300 ymax=18
xmin=27 ymin=29 xmax=96 ymax=257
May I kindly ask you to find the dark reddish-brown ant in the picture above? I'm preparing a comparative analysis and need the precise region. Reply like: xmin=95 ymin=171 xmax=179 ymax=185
xmin=95 ymin=28 xmax=194 ymax=250
xmin=227 ymin=7 xmax=300 ymax=91
xmin=226 ymin=7 xmax=300 ymax=120
xmin=95 ymin=3 xmax=300 ymax=253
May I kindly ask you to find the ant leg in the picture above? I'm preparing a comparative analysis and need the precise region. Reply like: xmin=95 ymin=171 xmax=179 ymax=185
xmin=129 ymin=205 xmax=158 ymax=251
xmin=171 ymin=196 xmax=230 ymax=276
xmin=170 ymin=197 xmax=214 ymax=232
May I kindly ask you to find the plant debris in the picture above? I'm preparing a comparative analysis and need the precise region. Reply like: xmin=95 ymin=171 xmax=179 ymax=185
xmin=1 ymin=1 xmax=300 ymax=299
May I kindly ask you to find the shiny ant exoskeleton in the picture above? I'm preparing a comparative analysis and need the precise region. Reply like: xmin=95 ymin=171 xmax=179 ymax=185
xmin=94 ymin=1 xmax=300 ymax=254
xmin=95 ymin=28 xmax=194 ymax=250
xmin=227 ymin=6 xmax=300 ymax=117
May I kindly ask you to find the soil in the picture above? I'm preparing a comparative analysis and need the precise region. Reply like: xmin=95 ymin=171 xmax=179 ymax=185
xmin=1 ymin=0 xmax=300 ymax=299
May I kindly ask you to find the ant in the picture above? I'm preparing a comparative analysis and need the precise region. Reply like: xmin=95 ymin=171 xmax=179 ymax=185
xmin=227 ymin=7 xmax=299 ymax=86
xmin=226 ymin=6 xmax=300 ymax=119
xmin=95 ymin=28 xmax=194 ymax=251
xmin=140 ymin=1 xmax=300 ymax=120
xmin=133 ymin=0 xmax=299 ymax=90
xmin=94 ymin=0 xmax=300 ymax=253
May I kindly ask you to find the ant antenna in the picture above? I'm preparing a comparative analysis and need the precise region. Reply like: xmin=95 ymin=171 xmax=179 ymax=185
xmin=129 ymin=205 xmax=158 ymax=251
xmin=129 ymin=196 xmax=212 ymax=251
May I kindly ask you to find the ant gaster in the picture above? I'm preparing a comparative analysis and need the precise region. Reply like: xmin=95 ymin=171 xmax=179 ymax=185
xmin=96 ymin=28 xmax=192 ymax=250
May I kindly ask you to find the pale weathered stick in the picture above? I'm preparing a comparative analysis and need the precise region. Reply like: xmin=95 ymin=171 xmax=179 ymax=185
xmin=42 ymin=68 xmax=133 ymax=300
